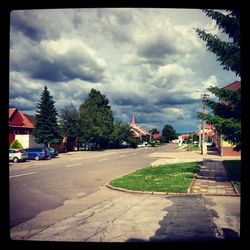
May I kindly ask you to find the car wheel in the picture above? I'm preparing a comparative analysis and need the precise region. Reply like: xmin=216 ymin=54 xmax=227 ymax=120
xmin=35 ymin=156 xmax=40 ymax=161
xmin=13 ymin=157 xmax=19 ymax=163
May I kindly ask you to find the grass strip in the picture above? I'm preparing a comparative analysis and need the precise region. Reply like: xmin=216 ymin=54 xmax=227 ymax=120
xmin=110 ymin=162 xmax=201 ymax=193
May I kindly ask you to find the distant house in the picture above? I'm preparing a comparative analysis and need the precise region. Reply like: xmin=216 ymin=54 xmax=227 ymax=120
xmin=201 ymin=124 xmax=215 ymax=142
xmin=130 ymin=115 xmax=150 ymax=141
xmin=215 ymin=81 xmax=241 ymax=156
xmin=180 ymin=133 xmax=189 ymax=141
xmin=152 ymin=133 xmax=162 ymax=141
xmin=9 ymin=108 xmax=42 ymax=148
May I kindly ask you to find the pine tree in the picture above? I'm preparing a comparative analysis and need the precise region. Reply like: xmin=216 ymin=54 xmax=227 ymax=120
xmin=196 ymin=9 xmax=241 ymax=150
xmin=79 ymin=89 xmax=114 ymax=149
xmin=33 ymin=86 xmax=63 ymax=147
xmin=198 ymin=86 xmax=241 ymax=150
xmin=195 ymin=9 xmax=240 ymax=76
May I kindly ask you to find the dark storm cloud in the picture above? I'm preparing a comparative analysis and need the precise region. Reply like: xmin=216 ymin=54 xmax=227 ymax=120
xmin=10 ymin=10 xmax=61 ymax=41
xmin=155 ymin=93 xmax=198 ymax=106
xmin=111 ymin=94 xmax=145 ymax=106
xmin=138 ymin=37 xmax=178 ymax=59
xmin=27 ymin=56 xmax=104 ymax=83
xmin=10 ymin=37 xmax=107 ymax=83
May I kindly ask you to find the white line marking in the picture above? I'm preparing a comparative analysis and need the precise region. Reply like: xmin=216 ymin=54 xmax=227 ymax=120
xmin=98 ymin=158 xmax=109 ymax=161
xmin=119 ymin=155 xmax=127 ymax=157
xmin=65 ymin=163 xmax=82 ymax=168
xmin=10 ymin=171 xmax=37 ymax=178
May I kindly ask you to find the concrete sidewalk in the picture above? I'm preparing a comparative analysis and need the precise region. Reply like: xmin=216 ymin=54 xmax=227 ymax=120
xmin=190 ymin=159 xmax=239 ymax=196
xmin=149 ymin=150 xmax=240 ymax=166
xmin=10 ymin=185 xmax=240 ymax=242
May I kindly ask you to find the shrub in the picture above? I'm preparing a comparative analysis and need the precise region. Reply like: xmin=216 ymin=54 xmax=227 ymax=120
xmin=10 ymin=139 xmax=23 ymax=149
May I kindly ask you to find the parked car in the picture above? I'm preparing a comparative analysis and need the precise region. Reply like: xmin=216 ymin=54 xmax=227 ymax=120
xmin=137 ymin=142 xmax=149 ymax=148
xmin=9 ymin=149 xmax=28 ymax=163
xmin=206 ymin=142 xmax=215 ymax=147
xmin=25 ymin=147 xmax=51 ymax=160
xmin=47 ymin=147 xmax=58 ymax=158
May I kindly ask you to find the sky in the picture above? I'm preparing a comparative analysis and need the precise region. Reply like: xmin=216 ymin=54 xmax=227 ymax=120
xmin=9 ymin=8 xmax=240 ymax=133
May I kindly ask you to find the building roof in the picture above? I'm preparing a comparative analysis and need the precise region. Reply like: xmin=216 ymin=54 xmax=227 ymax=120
xmin=223 ymin=81 xmax=241 ymax=92
xmin=9 ymin=108 xmax=16 ymax=119
xmin=24 ymin=114 xmax=36 ymax=126
xmin=131 ymin=124 xmax=150 ymax=137
xmin=9 ymin=108 xmax=34 ymax=129
xmin=130 ymin=114 xmax=150 ymax=138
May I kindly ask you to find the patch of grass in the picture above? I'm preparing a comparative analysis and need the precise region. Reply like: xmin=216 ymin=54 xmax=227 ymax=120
xmin=110 ymin=162 xmax=201 ymax=193
xmin=186 ymin=144 xmax=199 ymax=151
xmin=223 ymin=160 xmax=241 ymax=193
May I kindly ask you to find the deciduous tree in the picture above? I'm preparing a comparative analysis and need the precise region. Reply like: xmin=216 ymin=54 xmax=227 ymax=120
xmin=79 ymin=89 xmax=114 ymax=149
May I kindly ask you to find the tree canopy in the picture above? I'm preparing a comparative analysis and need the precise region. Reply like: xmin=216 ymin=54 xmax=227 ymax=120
xmin=161 ymin=124 xmax=177 ymax=143
xmin=195 ymin=9 xmax=240 ymax=76
xmin=59 ymin=103 xmax=80 ymax=138
xmin=198 ymin=86 xmax=241 ymax=150
xmin=110 ymin=122 xmax=132 ymax=148
xmin=196 ymin=9 xmax=241 ymax=150
xmin=33 ymin=86 xmax=63 ymax=147
xmin=79 ymin=89 xmax=114 ymax=149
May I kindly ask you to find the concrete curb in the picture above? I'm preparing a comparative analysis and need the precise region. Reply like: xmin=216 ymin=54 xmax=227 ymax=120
xmin=106 ymin=181 xmax=240 ymax=197
xmin=105 ymin=183 xmax=200 ymax=196
xmin=230 ymin=181 xmax=240 ymax=195
xmin=187 ymin=176 xmax=197 ymax=194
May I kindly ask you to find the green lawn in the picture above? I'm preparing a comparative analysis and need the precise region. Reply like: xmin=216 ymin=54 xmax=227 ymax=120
xmin=186 ymin=143 xmax=199 ymax=151
xmin=110 ymin=162 xmax=201 ymax=193
xmin=223 ymin=160 xmax=241 ymax=193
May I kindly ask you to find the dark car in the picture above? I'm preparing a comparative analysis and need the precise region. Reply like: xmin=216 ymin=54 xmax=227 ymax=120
xmin=25 ymin=147 xmax=51 ymax=160
xmin=48 ymin=147 xmax=58 ymax=158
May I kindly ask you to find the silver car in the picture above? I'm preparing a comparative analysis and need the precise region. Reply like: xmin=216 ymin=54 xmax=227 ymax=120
xmin=9 ymin=149 xmax=28 ymax=163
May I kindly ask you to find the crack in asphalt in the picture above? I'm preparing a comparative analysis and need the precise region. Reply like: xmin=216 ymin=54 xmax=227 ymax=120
xmin=82 ymin=194 xmax=151 ymax=242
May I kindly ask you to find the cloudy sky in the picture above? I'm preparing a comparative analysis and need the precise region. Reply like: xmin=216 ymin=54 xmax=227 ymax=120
xmin=9 ymin=8 xmax=240 ymax=133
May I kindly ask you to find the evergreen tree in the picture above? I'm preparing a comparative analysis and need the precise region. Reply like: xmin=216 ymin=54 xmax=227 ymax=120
xmin=79 ymin=89 xmax=114 ymax=149
xmin=198 ymin=86 xmax=241 ymax=150
xmin=33 ymin=86 xmax=63 ymax=147
xmin=195 ymin=9 xmax=240 ymax=76
xmin=161 ymin=124 xmax=177 ymax=143
xmin=196 ymin=9 xmax=241 ymax=150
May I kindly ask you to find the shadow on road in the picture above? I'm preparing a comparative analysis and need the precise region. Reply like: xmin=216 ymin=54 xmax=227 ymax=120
xmin=126 ymin=195 xmax=239 ymax=243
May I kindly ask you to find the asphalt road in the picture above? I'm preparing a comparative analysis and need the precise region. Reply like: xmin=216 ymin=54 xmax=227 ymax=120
xmin=9 ymin=144 xmax=180 ymax=228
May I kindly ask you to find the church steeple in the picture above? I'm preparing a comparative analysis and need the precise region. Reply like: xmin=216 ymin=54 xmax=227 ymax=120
xmin=131 ymin=114 xmax=135 ymax=126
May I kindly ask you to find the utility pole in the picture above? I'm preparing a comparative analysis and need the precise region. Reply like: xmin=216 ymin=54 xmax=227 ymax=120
xmin=201 ymin=93 xmax=209 ymax=154
xmin=198 ymin=119 xmax=202 ymax=148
